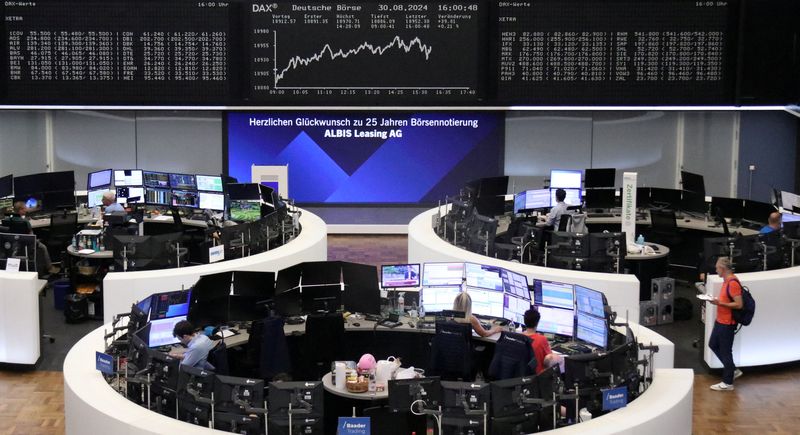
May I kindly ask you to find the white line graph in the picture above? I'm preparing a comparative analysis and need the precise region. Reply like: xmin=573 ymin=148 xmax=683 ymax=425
xmin=273 ymin=34 xmax=434 ymax=86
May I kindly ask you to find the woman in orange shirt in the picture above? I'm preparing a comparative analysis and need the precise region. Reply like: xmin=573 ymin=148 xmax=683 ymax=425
xmin=708 ymin=257 xmax=743 ymax=391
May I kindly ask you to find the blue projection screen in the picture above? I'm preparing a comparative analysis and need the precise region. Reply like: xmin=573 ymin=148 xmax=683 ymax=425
xmin=226 ymin=112 xmax=504 ymax=204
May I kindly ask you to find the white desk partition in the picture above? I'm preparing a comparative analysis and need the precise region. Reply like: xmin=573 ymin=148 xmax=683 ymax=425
xmin=0 ymin=271 xmax=45 ymax=365
xmin=102 ymin=208 xmax=327 ymax=324
xmin=704 ymin=266 xmax=800 ymax=368
xmin=408 ymin=206 xmax=642 ymax=322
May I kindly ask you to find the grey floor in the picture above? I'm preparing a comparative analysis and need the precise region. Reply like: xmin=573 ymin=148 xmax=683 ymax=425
xmin=648 ymin=283 xmax=709 ymax=374
xmin=37 ymin=285 xmax=103 ymax=371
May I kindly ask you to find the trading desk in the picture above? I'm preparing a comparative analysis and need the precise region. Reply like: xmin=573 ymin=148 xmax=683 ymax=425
xmin=63 ymin=319 xmax=681 ymax=435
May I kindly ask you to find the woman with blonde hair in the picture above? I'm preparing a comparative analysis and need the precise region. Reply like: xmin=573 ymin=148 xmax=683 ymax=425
xmin=453 ymin=292 xmax=503 ymax=337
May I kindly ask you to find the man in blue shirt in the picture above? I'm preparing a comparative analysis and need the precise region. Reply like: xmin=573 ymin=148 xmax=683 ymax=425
xmin=102 ymin=191 xmax=125 ymax=214
xmin=759 ymin=212 xmax=781 ymax=234
xmin=170 ymin=320 xmax=217 ymax=371
xmin=544 ymin=188 xmax=569 ymax=227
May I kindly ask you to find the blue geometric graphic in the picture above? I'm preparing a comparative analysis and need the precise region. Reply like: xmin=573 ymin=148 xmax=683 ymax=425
xmin=226 ymin=112 xmax=504 ymax=204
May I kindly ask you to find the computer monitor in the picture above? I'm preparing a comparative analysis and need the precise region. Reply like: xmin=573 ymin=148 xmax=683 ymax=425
xmin=0 ymin=233 xmax=37 ymax=272
xmin=550 ymin=232 xmax=590 ymax=258
xmin=648 ymin=188 xmax=681 ymax=209
xmin=420 ymin=286 xmax=462 ymax=314
xmin=513 ymin=189 xmax=551 ymax=213
xmin=214 ymin=375 xmax=265 ymax=413
xmin=127 ymin=328 xmax=152 ymax=374
xmin=300 ymin=261 xmax=342 ymax=286
xmin=144 ymin=187 xmax=170 ymax=205
xmin=147 ymin=315 xmax=186 ymax=348
xmin=11 ymin=173 xmax=42 ymax=197
xmin=87 ymin=189 xmax=109 ymax=208
xmin=229 ymin=200 xmax=262 ymax=222
xmin=169 ymin=173 xmax=196 ymax=191
xmin=635 ymin=187 xmax=651 ymax=207
xmin=150 ymin=289 xmax=192 ymax=319
xmin=742 ymin=200 xmax=777 ymax=223
xmin=550 ymin=169 xmax=582 ymax=189
xmin=0 ymin=174 xmax=12 ymax=198
xmin=388 ymin=377 xmax=442 ymax=412
xmin=227 ymin=183 xmax=262 ymax=201
xmin=192 ymin=271 xmax=233 ymax=301
xmin=489 ymin=375 xmax=541 ymax=418
xmin=177 ymin=364 xmax=215 ymax=400
xmin=422 ymin=262 xmax=465 ymax=287
xmin=574 ymin=285 xmax=606 ymax=318
xmin=712 ymin=197 xmax=745 ymax=221
xmin=148 ymin=349 xmax=180 ymax=390
xmin=196 ymin=174 xmax=224 ymax=192
xmin=536 ymin=305 xmax=575 ymax=337
xmin=381 ymin=264 xmax=421 ymax=288
xmin=116 ymin=186 xmax=144 ymax=204
xmin=198 ymin=192 xmax=225 ymax=211
xmin=42 ymin=190 xmax=76 ymax=212
xmin=87 ymin=169 xmax=112 ymax=190
xmin=532 ymin=280 xmax=574 ymax=310
xmin=41 ymin=171 xmax=75 ymax=192
xmin=576 ymin=311 xmax=608 ymax=349
xmin=171 ymin=190 xmax=200 ymax=208
xmin=583 ymin=189 xmax=616 ymax=210
xmin=466 ymin=286 xmax=504 ymax=318
xmin=783 ymin=220 xmax=800 ymax=238
xmin=301 ymin=284 xmax=341 ymax=313
xmin=214 ymin=413 xmax=262 ymax=433
xmin=501 ymin=269 xmax=529 ymax=300
xmin=680 ymin=190 xmax=706 ymax=214
xmin=441 ymin=381 xmax=490 ymax=412
xmin=681 ymin=171 xmax=705 ymax=196
xmin=143 ymin=171 xmax=170 ymax=188
xmin=583 ymin=168 xmax=616 ymax=189
xmin=267 ymin=380 xmax=323 ymax=416
xmin=114 ymin=169 xmax=144 ymax=187
xmin=464 ymin=263 xmax=504 ymax=292
xmin=274 ymin=287 xmax=302 ymax=317
xmin=781 ymin=191 xmax=800 ymax=210
xmin=551 ymin=188 xmax=581 ymax=206
xmin=341 ymin=262 xmax=381 ymax=314
xmin=503 ymin=294 xmax=531 ymax=325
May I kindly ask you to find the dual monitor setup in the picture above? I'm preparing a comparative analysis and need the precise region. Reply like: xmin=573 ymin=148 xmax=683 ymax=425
xmin=1 ymin=170 xmax=76 ymax=215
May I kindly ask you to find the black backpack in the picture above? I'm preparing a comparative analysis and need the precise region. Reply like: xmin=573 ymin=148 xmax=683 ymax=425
xmin=725 ymin=278 xmax=755 ymax=327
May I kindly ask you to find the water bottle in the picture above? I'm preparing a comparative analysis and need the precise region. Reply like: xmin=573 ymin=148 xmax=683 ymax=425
xmin=71 ymin=235 xmax=77 ymax=249
xmin=636 ymin=234 xmax=645 ymax=246
xmin=397 ymin=292 xmax=405 ymax=314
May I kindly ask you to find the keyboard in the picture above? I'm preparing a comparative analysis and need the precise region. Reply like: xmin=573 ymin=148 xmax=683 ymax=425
xmin=588 ymin=213 xmax=615 ymax=218
xmin=417 ymin=322 xmax=435 ymax=330
xmin=552 ymin=342 xmax=593 ymax=355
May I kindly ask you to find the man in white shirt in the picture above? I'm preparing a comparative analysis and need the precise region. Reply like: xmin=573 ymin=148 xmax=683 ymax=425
xmin=102 ymin=191 xmax=125 ymax=214
xmin=170 ymin=320 xmax=217 ymax=371
xmin=544 ymin=188 xmax=569 ymax=227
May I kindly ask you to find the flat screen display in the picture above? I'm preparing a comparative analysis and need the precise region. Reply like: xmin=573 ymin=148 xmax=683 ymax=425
xmin=381 ymin=264 xmax=421 ymax=288
xmin=536 ymin=306 xmax=574 ymax=337
xmin=196 ymin=175 xmax=224 ymax=192
xmin=227 ymin=112 xmax=504 ymax=204
xmin=117 ymin=187 xmax=144 ymax=204
xmin=550 ymin=170 xmax=582 ymax=189
xmin=576 ymin=311 xmax=608 ymax=349
xmin=229 ymin=200 xmax=261 ymax=222
xmin=501 ymin=269 xmax=529 ymax=300
xmin=144 ymin=187 xmax=170 ymax=205
xmin=513 ymin=189 xmax=550 ymax=213
xmin=171 ymin=190 xmax=200 ymax=208
xmin=422 ymin=262 xmax=465 ymax=287
xmin=503 ymin=294 xmax=531 ymax=325
xmin=114 ymin=169 xmax=143 ymax=187
xmin=87 ymin=189 xmax=109 ymax=208
xmin=533 ymin=280 xmax=574 ymax=310
xmin=0 ymin=175 xmax=12 ymax=198
xmin=464 ymin=263 xmax=504 ymax=292
xmin=143 ymin=171 xmax=170 ymax=189
xmin=583 ymin=168 xmax=616 ymax=188
xmin=574 ymin=285 xmax=605 ymax=318
xmin=88 ymin=169 xmax=112 ymax=189
xmin=421 ymin=286 xmax=462 ymax=314
xmin=169 ymin=174 xmax=197 ymax=191
xmin=466 ymin=286 xmax=504 ymax=318
xmin=199 ymin=192 xmax=225 ymax=211
xmin=148 ymin=315 xmax=187 ymax=348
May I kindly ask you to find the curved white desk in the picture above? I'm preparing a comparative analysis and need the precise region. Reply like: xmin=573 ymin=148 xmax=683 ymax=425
xmin=102 ymin=209 xmax=327 ymax=323
xmin=64 ymin=323 xmax=684 ymax=435
xmin=0 ymin=271 xmax=45 ymax=365
xmin=704 ymin=266 xmax=800 ymax=368
xmin=409 ymin=206 xmax=642 ymax=322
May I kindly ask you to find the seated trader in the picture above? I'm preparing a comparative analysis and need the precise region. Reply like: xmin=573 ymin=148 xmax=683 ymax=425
xmin=542 ymin=188 xmax=569 ymax=227
xmin=759 ymin=211 xmax=781 ymax=234
xmin=7 ymin=201 xmax=54 ymax=276
xmin=102 ymin=191 xmax=125 ymax=214
xmin=522 ymin=308 xmax=562 ymax=374
xmin=452 ymin=292 xmax=503 ymax=337
xmin=170 ymin=320 xmax=218 ymax=371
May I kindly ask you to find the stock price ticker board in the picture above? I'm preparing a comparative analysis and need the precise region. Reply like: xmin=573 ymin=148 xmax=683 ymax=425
xmin=2 ymin=0 xmax=235 ymax=104
xmin=246 ymin=1 xmax=484 ymax=103
xmin=494 ymin=0 xmax=739 ymax=105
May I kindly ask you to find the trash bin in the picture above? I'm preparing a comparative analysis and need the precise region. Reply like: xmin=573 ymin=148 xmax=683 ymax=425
xmin=53 ymin=279 xmax=71 ymax=311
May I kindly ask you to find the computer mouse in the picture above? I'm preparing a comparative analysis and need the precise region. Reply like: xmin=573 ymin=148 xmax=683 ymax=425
xmin=408 ymin=322 xmax=416 ymax=328
xmin=352 ymin=322 xmax=361 ymax=327
xmin=685 ymin=219 xmax=691 ymax=222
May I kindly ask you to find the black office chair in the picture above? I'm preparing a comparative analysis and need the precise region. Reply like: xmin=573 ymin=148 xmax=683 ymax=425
xmin=304 ymin=312 xmax=346 ymax=379
xmin=3 ymin=218 xmax=31 ymax=235
xmin=259 ymin=316 xmax=292 ymax=380
xmin=649 ymin=209 xmax=682 ymax=246
xmin=45 ymin=211 xmax=78 ymax=271
xmin=429 ymin=320 xmax=473 ymax=381
xmin=488 ymin=331 xmax=536 ymax=380
xmin=208 ymin=341 xmax=229 ymax=376
xmin=557 ymin=214 xmax=571 ymax=232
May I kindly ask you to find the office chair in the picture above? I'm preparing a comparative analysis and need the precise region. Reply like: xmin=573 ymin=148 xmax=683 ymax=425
xmin=208 ymin=341 xmax=229 ymax=376
xmin=45 ymin=211 xmax=78 ymax=272
xmin=557 ymin=214 xmax=571 ymax=232
xmin=258 ymin=316 xmax=291 ymax=380
xmin=304 ymin=312 xmax=345 ymax=379
xmin=3 ymin=218 xmax=31 ymax=235
xmin=649 ymin=209 xmax=682 ymax=246
xmin=0 ymin=225 xmax=8 ymax=233
xmin=429 ymin=320 xmax=473 ymax=381
xmin=488 ymin=331 xmax=536 ymax=380
xmin=467 ymin=213 xmax=498 ymax=256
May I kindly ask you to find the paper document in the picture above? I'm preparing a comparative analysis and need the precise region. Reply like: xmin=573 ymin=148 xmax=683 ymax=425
xmin=696 ymin=294 xmax=715 ymax=301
